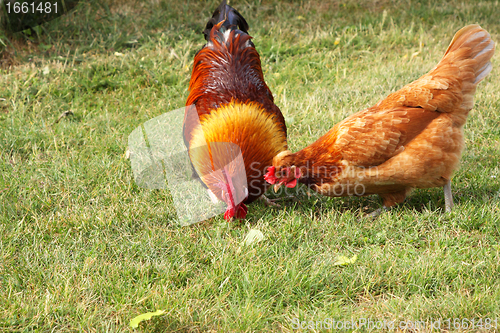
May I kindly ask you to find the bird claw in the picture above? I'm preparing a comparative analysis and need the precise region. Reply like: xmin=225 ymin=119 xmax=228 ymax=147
xmin=259 ymin=195 xmax=281 ymax=207
xmin=365 ymin=206 xmax=388 ymax=220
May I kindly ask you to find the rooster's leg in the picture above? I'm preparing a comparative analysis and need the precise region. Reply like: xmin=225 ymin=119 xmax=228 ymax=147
xmin=259 ymin=195 xmax=281 ymax=207
xmin=260 ymin=192 xmax=300 ymax=206
xmin=443 ymin=179 xmax=454 ymax=213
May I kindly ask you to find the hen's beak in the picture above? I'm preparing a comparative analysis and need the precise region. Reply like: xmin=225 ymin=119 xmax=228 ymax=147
xmin=273 ymin=183 xmax=282 ymax=192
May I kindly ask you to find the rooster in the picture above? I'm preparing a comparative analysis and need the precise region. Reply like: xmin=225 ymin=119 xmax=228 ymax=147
xmin=265 ymin=25 xmax=494 ymax=215
xmin=183 ymin=1 xmax=287 ymax=220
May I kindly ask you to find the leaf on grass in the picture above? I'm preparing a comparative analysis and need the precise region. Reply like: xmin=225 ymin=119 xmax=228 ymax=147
xmin=129 ymin=310 xmax=165 ymax=328
xmin=333 ymin=254 xmax=358 ymax=266
xmin=241 ymin=229 xmax=264 ymax=246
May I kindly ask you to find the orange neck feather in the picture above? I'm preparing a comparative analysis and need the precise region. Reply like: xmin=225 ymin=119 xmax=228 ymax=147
xmin=189 ymin=100 xmax=287 ymax=202
xmin=186 ymin=30 xmax=266 ymax=108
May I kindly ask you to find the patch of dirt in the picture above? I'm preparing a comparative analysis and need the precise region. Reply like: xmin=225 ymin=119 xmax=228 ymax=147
xmin=0 ymin=36 xmax=39 ymax=69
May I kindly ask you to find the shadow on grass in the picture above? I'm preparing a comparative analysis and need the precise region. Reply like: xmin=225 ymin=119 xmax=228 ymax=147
xmin=254 ymin=180 xmax=500 ymax=219
xmin=1 ymin=0 xmax=208 ymax=67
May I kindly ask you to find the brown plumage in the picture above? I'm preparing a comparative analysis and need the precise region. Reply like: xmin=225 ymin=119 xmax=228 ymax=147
xmin=265 ymin=25 xmax=495 ymax=213
xmin=183 ymin=1 xmax=287 ymax=220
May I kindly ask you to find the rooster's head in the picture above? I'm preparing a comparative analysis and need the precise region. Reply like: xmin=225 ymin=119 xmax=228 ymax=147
xmin=215 ymin=168 xmax=248 ymax=220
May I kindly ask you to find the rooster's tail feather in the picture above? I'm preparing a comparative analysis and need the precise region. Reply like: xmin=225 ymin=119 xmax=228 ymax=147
xmin=203 ymin=0 xmax=249 ymax=41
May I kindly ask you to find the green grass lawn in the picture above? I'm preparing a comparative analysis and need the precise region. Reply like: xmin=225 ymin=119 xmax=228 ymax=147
xmin=1 ymin=0 xmax=500 ymax=331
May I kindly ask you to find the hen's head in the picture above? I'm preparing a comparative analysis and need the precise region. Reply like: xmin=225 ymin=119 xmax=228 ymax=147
xmin=264 ymin=150 xmax=302 ymax=191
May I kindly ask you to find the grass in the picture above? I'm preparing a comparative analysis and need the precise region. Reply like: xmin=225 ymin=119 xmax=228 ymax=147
xmin=1 ymin=0 xmax=500 ymax=331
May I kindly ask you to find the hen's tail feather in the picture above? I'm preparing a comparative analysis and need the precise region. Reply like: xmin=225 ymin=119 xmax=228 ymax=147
xmin=436 ymin=25 xmax=495 ymax=110
xmin=441 ymin=25 xmax=495 ymax=82
xmin=377 ymin=25 xmax=495 ymax=113
xmin=203 ymin=0 xmax=249 ymax=41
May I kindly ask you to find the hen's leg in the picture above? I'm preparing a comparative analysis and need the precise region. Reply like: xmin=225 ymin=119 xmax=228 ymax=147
xmin=367 ymin=189 xmax=411 ymax=218
xmin=367 ymin=206 xmax=387 ymax=218
xmin=443 ymin=179 xmax=454 ymax=213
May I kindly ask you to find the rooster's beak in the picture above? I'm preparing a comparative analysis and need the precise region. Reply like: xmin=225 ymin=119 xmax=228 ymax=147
xmin=273 ymin=183 xmax=282 ymax=192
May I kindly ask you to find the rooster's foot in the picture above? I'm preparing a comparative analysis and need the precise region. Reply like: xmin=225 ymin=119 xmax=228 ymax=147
xmin=259 ymin=195 xmax=281 ymax=207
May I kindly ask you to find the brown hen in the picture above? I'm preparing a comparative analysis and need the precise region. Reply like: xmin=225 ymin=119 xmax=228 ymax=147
xmin=265 ymin=25 xmax=495 ymax=214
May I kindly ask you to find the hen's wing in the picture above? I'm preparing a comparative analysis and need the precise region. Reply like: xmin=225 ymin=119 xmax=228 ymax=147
xmin=329 ymin=24 xmax=494 ymax=167
xmin=331 ymin=106 xmax=439 ymax=167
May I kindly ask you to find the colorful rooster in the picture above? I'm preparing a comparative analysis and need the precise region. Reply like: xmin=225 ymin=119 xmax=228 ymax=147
xmin=183 ymin=1 xmax=287 ymax=220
